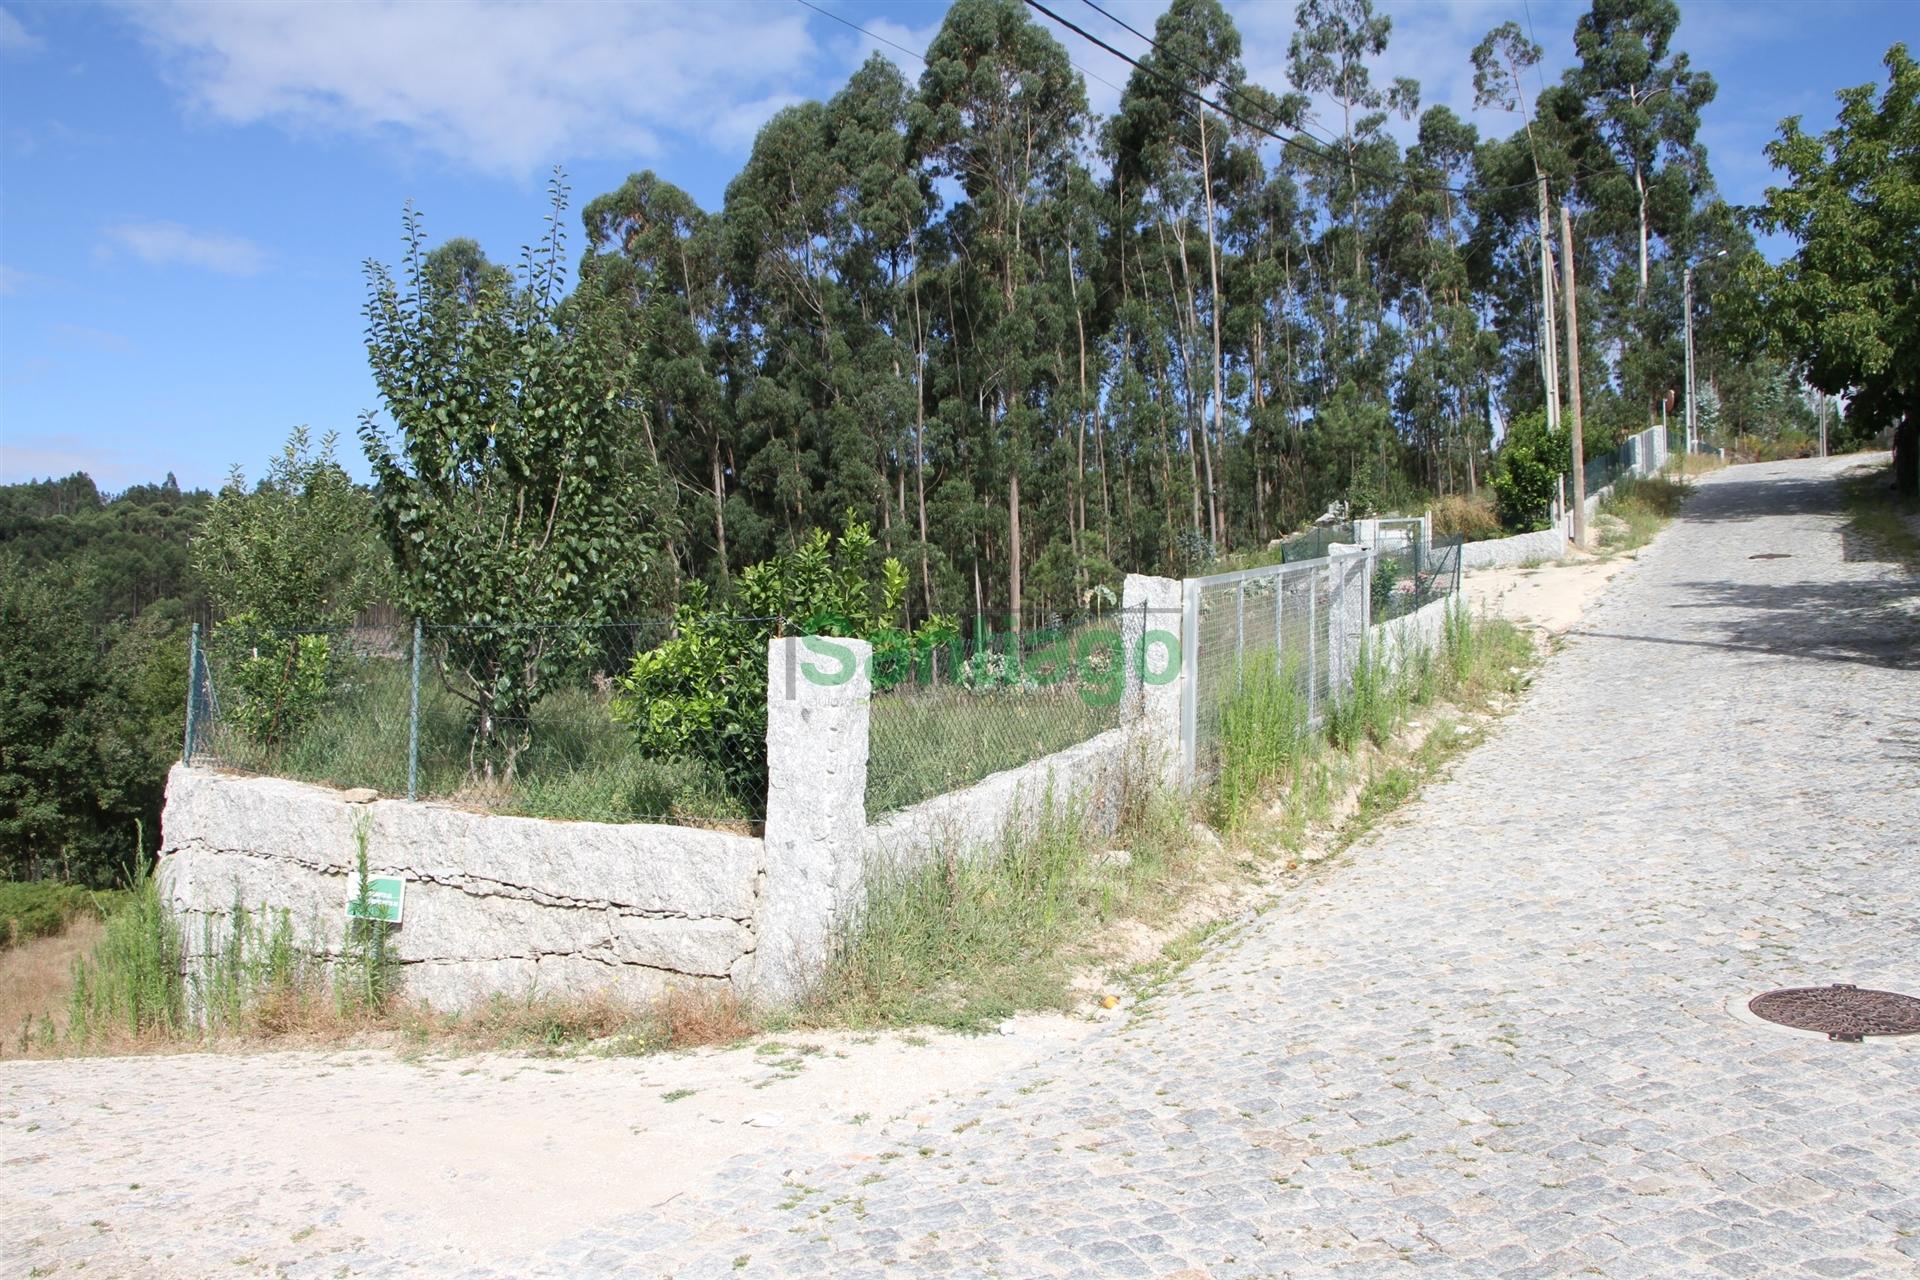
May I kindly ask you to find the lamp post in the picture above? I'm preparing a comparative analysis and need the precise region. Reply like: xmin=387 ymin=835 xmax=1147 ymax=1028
xmin=1684 ymin=249 xmax=1728 ymax=457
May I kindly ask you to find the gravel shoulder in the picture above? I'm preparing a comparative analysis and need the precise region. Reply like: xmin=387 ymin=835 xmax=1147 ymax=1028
xmin=5 ymin=456 xmax=1915 ymax=1279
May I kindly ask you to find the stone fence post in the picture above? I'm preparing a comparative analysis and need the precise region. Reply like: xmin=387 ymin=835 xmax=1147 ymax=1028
xmin=1122 ymin=573 xmax=1184 ymax=785
xmin=751 ymin=635 xmax=871 ymax=1004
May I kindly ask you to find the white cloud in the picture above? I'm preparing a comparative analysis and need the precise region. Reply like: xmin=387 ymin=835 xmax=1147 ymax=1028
xmin=101 ymin=220 xmax=270 ymax=275
xmin=113 ymin=0 xmax=832 ymax=176
xmin=0 ymin=6 xmax=40 ymax=55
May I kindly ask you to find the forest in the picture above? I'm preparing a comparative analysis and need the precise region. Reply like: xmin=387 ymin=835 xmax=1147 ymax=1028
xmin=4 ymin=0 xmax=1913 ymax=884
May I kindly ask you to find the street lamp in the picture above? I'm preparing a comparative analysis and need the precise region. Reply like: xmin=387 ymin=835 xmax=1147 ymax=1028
xmin=1684 ymin=249 xmax=1729 ymax=458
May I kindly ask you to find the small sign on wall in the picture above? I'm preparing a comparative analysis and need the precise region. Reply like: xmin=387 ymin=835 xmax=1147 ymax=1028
xmin=345 ymin=871 xmax=406 ymax=924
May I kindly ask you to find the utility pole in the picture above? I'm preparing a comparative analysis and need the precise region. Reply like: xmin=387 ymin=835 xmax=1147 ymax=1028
xmin=1560 ymin=205 xmax=1587 ymax=549
xmin=1816 ymin=390 xmax=1830 ymax=458
xmin=1683 ymin=264 xmax=1696 ymax=457
xmin=1537 ymin=176 xmax=1561 ymax=435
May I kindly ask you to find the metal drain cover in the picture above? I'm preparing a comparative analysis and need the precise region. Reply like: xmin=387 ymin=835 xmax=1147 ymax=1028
xmin=1749 ymin=984 xmax=1920 ymax=1042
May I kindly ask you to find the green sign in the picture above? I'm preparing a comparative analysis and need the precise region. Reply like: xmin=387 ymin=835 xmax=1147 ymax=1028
xmin=345 ymin=873 xmax=405 ymax=924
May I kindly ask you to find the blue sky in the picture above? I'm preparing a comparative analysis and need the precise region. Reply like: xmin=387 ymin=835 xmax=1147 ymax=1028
xmin=0 ymin=0 xmax=1910 ymax=492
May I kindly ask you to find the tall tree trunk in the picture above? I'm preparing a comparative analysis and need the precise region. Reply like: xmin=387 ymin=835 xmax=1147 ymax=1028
xmin=1198 ymin=112 xmax=1230 ymax=549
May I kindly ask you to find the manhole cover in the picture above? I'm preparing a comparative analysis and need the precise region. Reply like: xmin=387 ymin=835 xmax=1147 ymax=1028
xmin=1749 ymin=552 xmax=1792 ymax=560
xmin=1748 ymin=985 xmax=1920 ymax=1042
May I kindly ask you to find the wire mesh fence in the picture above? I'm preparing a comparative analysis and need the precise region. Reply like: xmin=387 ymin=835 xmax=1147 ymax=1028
xmin=865 ymin=609 xmax=1145 ymax=819
xmin=185 ymin=617 xmax=765 ymax=828
xmin=1372 ymin=534 xmax=1464 ymax=624
xmin=1186 ymin=560 xmax=1333 ymax=782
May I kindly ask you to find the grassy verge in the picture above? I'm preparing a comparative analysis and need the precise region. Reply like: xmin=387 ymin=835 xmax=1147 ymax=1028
xmin=1592 ymin=470 xmax=1695 ymax=553
xmin=1840 ymin=460 xmax=1920 ymax=571
xmin=10 ymin=856 xmax=754 ymax=1060
xmin=807 ymin=604 xmax=1538 ymax=1035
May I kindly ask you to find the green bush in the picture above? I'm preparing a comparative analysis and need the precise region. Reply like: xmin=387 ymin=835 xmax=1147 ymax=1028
xmin=613 ymin=516 xmax=956 ymax=807
xmin=211 ymin=613 xmax=336 ymax=746
xmin=0 ymin=880 xmax=117 ymax=949
xmin=1492 ymin=410 xmax=1571 ymax=532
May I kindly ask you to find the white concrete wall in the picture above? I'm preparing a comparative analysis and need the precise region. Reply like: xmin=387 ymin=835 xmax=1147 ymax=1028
xmin=159 ymin=764 xmax=763 ymax=1010
xmin=1460 ymin=525 xmax=1569 ymax=570
xmin=1368 ymin=595 xmax=1452 ymax=675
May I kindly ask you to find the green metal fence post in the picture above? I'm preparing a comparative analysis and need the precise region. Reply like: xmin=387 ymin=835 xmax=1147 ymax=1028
xmin=408 ymin=619 xmax=423 ymax=802
xmin=182 ymin=621 xmax=201 ymax=763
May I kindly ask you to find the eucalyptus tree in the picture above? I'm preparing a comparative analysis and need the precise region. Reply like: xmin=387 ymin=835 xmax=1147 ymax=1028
xmin=911 ymin=0 xmax=1088 ymax=630
xmin=580 ymin=172 xmax=730 ymax=581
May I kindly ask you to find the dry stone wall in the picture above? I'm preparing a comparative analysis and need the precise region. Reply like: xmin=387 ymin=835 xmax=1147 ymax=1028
xmin=159 ymin=764 xmax=764 ymax=1010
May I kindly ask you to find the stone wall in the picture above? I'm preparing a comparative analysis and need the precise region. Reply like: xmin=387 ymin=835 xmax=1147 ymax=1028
xmin=159 ymin=764 xmax=764 ymax=1009
xmin=1460 ymin=525 xmax=1570 ymax=571
xmin=1369 ymin=595 xmax=1453 ymax=675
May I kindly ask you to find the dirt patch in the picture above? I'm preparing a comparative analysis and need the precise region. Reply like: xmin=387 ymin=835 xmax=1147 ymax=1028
xmin=0 ymin=916 xmax=103 ymax=1048
xmin=1465 ymin=554 xmax=1630 ymax=637
xmin=1 ymin=1012 xmax=1093 ymax=1275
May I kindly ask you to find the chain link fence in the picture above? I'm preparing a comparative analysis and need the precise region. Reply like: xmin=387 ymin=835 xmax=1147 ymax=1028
xmin=1372 ymin=534 xmax=1464 ymax=624
xmin=1186 ymin=560 xmax=1333 ymax=781
xmin=865 ymin=609 xmax=1145 ymax=819
xmin=185 ymin=617 xmax=764 ymax=828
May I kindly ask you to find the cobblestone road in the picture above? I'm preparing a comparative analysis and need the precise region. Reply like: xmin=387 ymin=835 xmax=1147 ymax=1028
xmin=579 ymin=457 xmax=1920 ymax=1278
xmin=8 ymin=457 xmax=1916 ymax=1279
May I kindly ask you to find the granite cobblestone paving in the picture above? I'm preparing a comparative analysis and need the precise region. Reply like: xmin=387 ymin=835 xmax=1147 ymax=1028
xmin=4 ymin=457 xmax=1914 ymax=1278
xmin=559 ymin=457 xmax=1920 ymax=1277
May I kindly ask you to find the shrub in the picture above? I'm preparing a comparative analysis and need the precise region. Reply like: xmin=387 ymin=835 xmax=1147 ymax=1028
xmin=613 ymin=516 xmax=955 ymax=807
xmin=211 ymin=613 xmax=336 ymax=746
xmin=0 ymin=880 xmax=114 ymax=949
xmin=1431 ymin=493 xmax=1502 ymax=542
xmin=1491 ymin=410 xmax=1571 ymax=532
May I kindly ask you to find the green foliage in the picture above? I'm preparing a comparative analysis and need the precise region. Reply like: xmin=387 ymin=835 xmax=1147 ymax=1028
xmin=1491 ymin=410 xmax=1572 ymax=532
xmin=193 ymin=426 xmax=385 ymax=631
xmin=613 ymin=516 xmax=953 ymax=805
xmin=66 ymin=851 xmax=183 ymax=1043
xmin=0 ymin=558 xmax=177 ymax=884
xmin=360 ymin=173 xmax=663 ymax=779
xmin=1325 ymin=639 xmax=1398 ymax=750
xmin=1211 ymin=654 xmax=1311 ymax=829
xmin=0 ymin=880 xmax=122 ymax=949
xmin=210 ymin=614 xmax=335 ymax=746
xmin=1749 ymin=42 xmax=1919 ymax=493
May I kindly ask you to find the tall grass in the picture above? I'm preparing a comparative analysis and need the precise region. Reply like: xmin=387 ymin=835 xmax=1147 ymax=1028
xmin=1211 ymin=653 xmax=1311 ymax=829
xmin=817 ymin=764 xmax=1197 ymax=1031
xmin=66 ymin=852 xmax=183 ymax=1042
xmin=1598 ymin=472 xmax=1694 ymax=550
xmin=1325 ymin=638 xmax=1397 ymax=750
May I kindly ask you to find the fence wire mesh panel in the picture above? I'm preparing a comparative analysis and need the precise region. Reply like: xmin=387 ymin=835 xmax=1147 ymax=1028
xmin=1373 ymin=535 xmax=1464 ymax=623
xmin=865 ymin=610 xmax=1142 ymax=819
xmin=187 ymin=621 xmax=413 ymax=794
xmin=1186 ymin=561 xmax=1330 ymax=783
xmin=186 ymin=617 xmax=769 ymax=828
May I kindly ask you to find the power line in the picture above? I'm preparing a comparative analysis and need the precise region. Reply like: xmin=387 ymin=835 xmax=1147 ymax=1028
xmin=1031 ymin=0 xmax=1540 ymax=200
xmin=1073 ymin=0 xmax=1342 ymax=154
xmin=792 ymin=0 xmax=1130 ymax=103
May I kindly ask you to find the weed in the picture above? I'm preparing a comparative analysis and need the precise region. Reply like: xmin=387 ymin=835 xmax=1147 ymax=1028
xmin=65 ymin=845 xmax=183 ymax=1044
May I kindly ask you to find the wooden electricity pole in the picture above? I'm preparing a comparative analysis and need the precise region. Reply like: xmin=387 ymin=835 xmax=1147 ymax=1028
xmin=1537 ymin=176 xmax=1561 ymax=436
xmin=1560 ymin=204 xmax=1588 ymax=549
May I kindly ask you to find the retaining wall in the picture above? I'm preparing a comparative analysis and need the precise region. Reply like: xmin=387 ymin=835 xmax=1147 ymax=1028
xmin=1459 ymin=525 xmax=1569 ymax=571
xmin=159 ymin=765 xmax=764 ymax=1009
